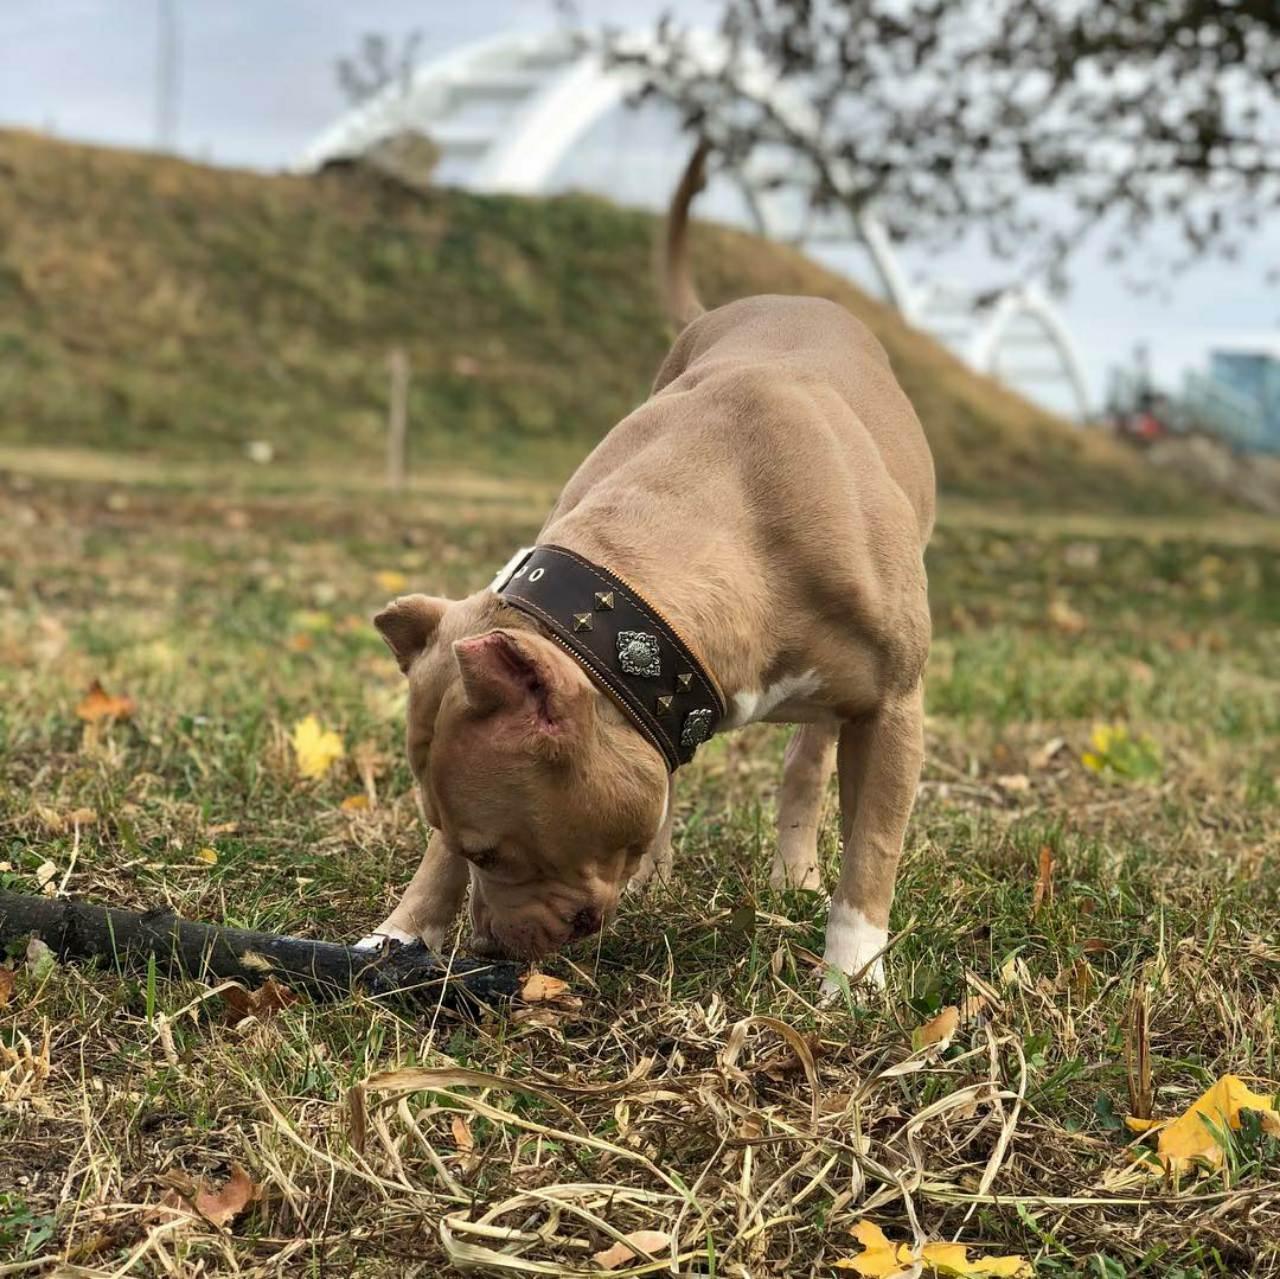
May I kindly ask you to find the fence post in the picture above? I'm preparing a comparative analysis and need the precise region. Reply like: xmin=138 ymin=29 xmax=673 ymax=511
xmin=386 ymin=347 xmax=409 ymax=490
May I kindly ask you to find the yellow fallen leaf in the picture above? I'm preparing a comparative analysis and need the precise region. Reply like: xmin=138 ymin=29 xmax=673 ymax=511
xmin=520 ymin=972 xmax=570 ymax=1003
xmin=290 ymin=715 xmax=345 ymax=779
xmin=340 ymin=794 xmax=369 ymax=812
xmin=837 ymin=1220 xmax=1032 ymax=1277
xmin=194 ymin=847 xmax=218 ymax=866
xmin=913 ymin=1006 xmax=959 ymax=1052
xmin=593 ymin=1230 xmax=671 ymax=1270
xmin=375 ymin=569 xmax=408 ymax=594
xmin=922 ymin=1242 xmax=1035 ymax=1277
xmin=1125 ymin=1074 xmax=1280 ymax=1174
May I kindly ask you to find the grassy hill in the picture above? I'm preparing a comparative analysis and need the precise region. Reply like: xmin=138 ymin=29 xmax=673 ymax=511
xmin=0 ymin=129 xmax=1196 ymax=510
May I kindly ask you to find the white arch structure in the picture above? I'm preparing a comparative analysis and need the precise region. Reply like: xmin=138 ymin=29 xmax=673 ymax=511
xmin=300 ymin=29 xmax=1091 ymax=420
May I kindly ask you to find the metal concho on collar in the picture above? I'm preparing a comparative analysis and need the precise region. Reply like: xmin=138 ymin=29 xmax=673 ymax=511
xmin=493 ymin=545 xmax=724 ymax=771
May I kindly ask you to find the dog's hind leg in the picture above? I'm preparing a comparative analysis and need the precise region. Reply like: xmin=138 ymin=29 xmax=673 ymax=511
xmin=357 ymin=831 xmax=469 ymax=950
xmin=820 ymin=682 xmax=924 ymax=998
xmin=772 ymin=723 xmax=838 ymax=890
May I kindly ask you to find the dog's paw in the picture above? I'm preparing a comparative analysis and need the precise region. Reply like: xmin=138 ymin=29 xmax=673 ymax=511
xmin=816 ymin=959 xmax=886 ymax=1008
xmin=816 ymin=902 xmax=888 ymax=1007
xmin=353 ymin=926 xmax=419 ymax=952
xmin=768 ymin=859 xmax=822 ymax=892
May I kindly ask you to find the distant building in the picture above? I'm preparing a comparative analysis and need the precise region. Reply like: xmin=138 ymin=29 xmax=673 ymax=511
xmin=1206 ymin=342 xmax=1280 ymax=453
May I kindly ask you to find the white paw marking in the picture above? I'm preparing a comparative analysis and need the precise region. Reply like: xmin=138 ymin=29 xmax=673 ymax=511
xmin=353 ymin=927 xmax=417 ymax=951
xmin=819 ymin=902 xmax=887 ymax=999
xmin=724 ymin=670 xmax=824 ymax=729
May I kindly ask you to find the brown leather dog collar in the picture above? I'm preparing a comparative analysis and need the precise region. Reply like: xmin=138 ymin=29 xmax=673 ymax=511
xmin=493 ymin=545 xmax=725 ymax=771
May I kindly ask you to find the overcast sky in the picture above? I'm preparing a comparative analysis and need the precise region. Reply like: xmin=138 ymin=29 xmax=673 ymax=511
xmin=3 ymin=0 xmax=1277 ymax=415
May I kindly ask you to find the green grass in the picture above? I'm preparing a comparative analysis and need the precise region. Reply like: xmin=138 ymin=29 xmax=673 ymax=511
xmin=0 ymin=128 xmax=1206 ymax=514
xmin=1 ymin=455 xmax=1277 ymax=1276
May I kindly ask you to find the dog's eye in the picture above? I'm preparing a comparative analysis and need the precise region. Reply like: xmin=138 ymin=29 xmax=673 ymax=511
xmin=466 ymin=847 xmax=500 ymax=871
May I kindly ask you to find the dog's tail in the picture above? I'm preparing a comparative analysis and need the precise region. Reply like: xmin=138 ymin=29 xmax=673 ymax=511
xmin=661 ymin=137 xmax=711 ymax=328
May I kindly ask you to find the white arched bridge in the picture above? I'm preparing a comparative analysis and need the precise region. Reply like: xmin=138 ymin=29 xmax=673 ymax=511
xmin=299 ymin=29 xmax=1091 ymax=420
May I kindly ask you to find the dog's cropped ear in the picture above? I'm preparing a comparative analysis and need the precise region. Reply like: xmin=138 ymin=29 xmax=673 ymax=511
xmin=374 ymin=595 xmax=450 ymax=674
xmin=453 ymin=629 xmax=589 ymax=743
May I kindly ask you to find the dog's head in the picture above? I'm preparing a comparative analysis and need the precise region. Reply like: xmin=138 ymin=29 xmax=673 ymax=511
xmin=375 ymin=593 xmax=669 ymax=959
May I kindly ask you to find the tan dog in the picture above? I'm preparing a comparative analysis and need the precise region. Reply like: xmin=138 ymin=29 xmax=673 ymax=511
xmin=363 ymin=144 xmax=934 ymax=996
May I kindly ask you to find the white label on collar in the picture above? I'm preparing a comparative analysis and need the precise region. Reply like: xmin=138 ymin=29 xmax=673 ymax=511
xmin=490 ymin=546 xmax=535 ymax=593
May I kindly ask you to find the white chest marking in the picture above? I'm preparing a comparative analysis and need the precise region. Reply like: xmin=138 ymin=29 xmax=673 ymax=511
xmin=724 ymin=670 xmax=824 ymax=729
xmin=820 ymin=902 xmax=887 ymax=993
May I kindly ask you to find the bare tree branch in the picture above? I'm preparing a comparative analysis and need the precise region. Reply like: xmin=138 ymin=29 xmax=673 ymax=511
xmin=602 ymin=0 xmax=1280 ymax=285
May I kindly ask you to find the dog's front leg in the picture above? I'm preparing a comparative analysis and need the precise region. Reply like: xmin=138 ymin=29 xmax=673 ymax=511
xmin=357 ymin=830 xmax=469 ymax=950
xmin=627 ymin=774 xmax=676 ymax=892
xmin=820 ymin=683 xmax=924 ymax=999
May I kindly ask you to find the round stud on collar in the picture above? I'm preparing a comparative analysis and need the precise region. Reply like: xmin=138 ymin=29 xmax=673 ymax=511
xmin=681 ymin=707 xmax=714 ymax=749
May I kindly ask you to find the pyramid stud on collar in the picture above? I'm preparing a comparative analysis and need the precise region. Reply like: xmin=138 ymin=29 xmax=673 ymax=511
xmin=594 ymin=591 xmax=615 ymax=610
xmin=573 ymin=612 xmax=593 ymax=632
xmin=656 ymin=694 xmax=673 ymax=714
xmin=676 ymin=672 xmax=693 ymax=692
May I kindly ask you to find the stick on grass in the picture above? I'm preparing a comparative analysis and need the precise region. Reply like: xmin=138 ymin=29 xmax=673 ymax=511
xmin=0 ymin=890 xmax=521 ymax=1007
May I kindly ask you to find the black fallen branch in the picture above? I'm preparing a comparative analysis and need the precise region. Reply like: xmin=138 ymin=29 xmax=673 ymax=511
xmin=0 ymin=890 xmax=522 ymax=1008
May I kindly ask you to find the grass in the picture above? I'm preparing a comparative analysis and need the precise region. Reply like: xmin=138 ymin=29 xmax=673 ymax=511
xmin=0 ymin=128 xmax=1205 ymax=514
xmin=1 ymin=451 xmax=1277 ymax=1277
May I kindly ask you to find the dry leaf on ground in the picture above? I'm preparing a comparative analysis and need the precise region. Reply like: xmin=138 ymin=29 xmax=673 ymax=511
xmin=1126 ymin=1074 xmax=1280 ymax=1174
xmin=450 ymin=1115 xmax=474 ymax=1152
xmin=222 ymin=978 xmax=300 ymax=1024
xmin=159 ymin=1164 xmax=260 ymax=1229
xmin=520 ymin=972 xmax=570 ymax=1003
xmin=0 ymin=968 xmax=14 ymax=1008
xmin=340 ymin=794 xmax=369 ymax=811
xmin=375 ymin=569 xmax=409 ymax=594
xmin=290 ymin=714 xmax=345 ymax=779
xmin=195 ymin=1164 xmax=259 ymax=1227
xmin=76 ymin=679 xmax=136 ymax=723
xmin=593 ymin=1230 xmax=671 ymax=1270
xmin=913 ymin=1006 xmax=960 ymax=1052
xmin=1047 ymin=597 xmax=1087 ymax=634
xmin=1031 ymin=845 xmax=1055 ymax=917
xmin=194 ymin=847 xmax=218 ymax=866
xmin=1030 ymin=736 xmax=1066 ymax=770
xmin=837 ymin=1220 xmax=1032 ymax=1277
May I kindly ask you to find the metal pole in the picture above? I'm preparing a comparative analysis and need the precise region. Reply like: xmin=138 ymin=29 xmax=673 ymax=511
xmin=386 ymin=347 xmax=409 ymax=490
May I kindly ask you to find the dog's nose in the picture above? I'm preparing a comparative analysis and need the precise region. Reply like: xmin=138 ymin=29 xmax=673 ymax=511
xmin=568 ymin=907 xmax=601 ymax=941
